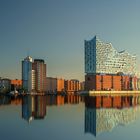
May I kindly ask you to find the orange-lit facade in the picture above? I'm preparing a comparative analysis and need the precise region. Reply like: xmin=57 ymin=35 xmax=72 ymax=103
xmin=85 ymin=74 xmax=138 ymax=91
xmin=64 ymin=79 xmax=80 ymax=92
xmin=46 ymin=78 xmax=82 ymax=93
xmin=11 ymin=79 xmax=22 ymax=90
xmin=57 ymin=79 xmax=64 ymax=92
xmin=46 ymin=77 xmax=64 ymax=92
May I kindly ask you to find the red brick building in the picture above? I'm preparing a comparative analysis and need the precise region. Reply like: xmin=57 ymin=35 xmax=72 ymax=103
xmin=85 ymin=74 xmax=138 ymax=91
xmin=64 ymin=79 xmax=80 ymax=92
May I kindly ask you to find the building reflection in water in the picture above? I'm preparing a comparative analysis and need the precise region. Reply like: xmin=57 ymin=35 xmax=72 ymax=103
xmin=22 ymin=94 xmax=84 ymax=123
xmin=2 ymin=94 xmax=140 ymax=135
xmin=22 ymin=95 xmax=46 ymax=122
xmin=0 ymin=95 xmax=22 ymax=106
xmin=85 ymin=96 xmax=140 ymax=137
xmin=46 ymin=94 xmax=84 ymax=106
xmin=0 ymin=95 xmax=11 ymax=105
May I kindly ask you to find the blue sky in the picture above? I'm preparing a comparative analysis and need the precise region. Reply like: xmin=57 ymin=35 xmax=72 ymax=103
xmin=0 ymin=0 xmax=140 ymax=81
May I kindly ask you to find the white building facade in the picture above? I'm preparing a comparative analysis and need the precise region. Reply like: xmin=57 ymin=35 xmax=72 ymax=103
xmin=85 ymin=36 xmax=136 ymax=75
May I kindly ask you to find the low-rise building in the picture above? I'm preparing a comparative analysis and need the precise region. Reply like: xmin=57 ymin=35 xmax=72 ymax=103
xmin=46 ymin=77 xmax=64 ymax=93
xmin=64 ymin=79 xmax=80 ymax=92
xmin=11 ymin=79 xmax=22 ymax=91
xmin=46 ymin=78 xmax=82 ymax=93
xmin=0 ymin=78 xmax=11 ymax=94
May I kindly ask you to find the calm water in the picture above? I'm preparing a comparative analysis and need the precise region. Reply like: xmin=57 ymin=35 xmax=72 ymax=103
xmin=0 ymin=94 xmax=140 ymax=140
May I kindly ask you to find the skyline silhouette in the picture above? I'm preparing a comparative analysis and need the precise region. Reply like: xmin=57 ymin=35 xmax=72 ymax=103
xmin=1 ymin=0 xmax=140 ymax=81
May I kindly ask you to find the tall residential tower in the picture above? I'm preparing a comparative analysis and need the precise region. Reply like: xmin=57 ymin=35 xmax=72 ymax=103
xmin=22 ymin=56 xmax=33 ymax=91
xmin=33 ymin=59 xmax=47 ymax=93
xmin=22 ymin=57 xmax=47 ymax=92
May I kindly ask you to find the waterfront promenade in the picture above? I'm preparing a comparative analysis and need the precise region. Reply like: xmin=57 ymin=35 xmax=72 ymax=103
xmin=80 ymin=90 xmax=140 ymax=96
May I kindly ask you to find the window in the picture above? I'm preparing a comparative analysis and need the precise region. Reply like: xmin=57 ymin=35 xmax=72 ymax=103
xmin=87 ymin=77 xmax=90 ymax=81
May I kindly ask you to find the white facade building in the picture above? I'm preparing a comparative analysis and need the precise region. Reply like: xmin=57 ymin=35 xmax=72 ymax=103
xmin=85 ymin=36 xmax=136 ymax=75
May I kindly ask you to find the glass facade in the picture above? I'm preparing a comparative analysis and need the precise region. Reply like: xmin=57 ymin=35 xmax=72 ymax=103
xmin=22 ymin=56 xmax=33 ymax=91
xmin=85 ymin=36 xmax=136 ymax=75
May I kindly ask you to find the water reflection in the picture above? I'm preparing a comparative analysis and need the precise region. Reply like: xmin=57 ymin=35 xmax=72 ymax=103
xmin=0 ymin=94 xmax=84 ymax=106
xmin=1 ymin=94 xmax=140 ymax=138
xmin=0 ymin=95 xmax=11 ymax=105
xmin=46 ymin=95 xmax=84 ymax=106
xmin=22 ymin=95 xmax=47 ymax=122
xmin=85 ymin=96 xmax=140 ymax=137
xmin=22 ymin=95 xmax=84 ymax=122
xmin=0 ymin=95 xmax=22 ymax=105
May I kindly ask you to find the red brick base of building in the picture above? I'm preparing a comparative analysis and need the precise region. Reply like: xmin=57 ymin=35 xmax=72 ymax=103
xmin=85 ymin=74 xmax=137 ymax=91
